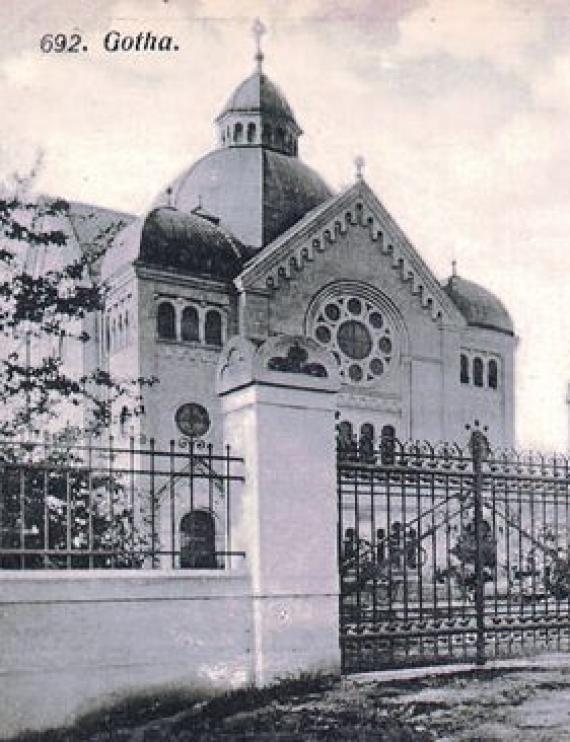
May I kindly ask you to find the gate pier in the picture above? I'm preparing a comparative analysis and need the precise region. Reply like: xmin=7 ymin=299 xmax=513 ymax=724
xmin=217 ymin=335 xmax=342 ymax=683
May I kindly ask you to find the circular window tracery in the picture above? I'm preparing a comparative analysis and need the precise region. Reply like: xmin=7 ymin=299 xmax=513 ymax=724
xmin=311 ymin=293 xmax=396 ymax=385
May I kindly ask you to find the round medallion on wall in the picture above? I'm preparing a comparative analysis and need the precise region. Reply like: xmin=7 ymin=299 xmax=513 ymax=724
xmin=310 ymin=292 xmax=398 ymax=386
xmin=175 ymin=403 xmax=211 ymax=438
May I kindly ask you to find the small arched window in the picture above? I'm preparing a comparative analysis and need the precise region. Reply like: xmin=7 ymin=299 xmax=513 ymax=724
xmin=460 ymin=354 xmax=469 ymax=384
xmin=118 ymin=315 xmax=123 ymax=349
xmin=105 ymin=315 xmax=110 ymax=353
xmin=473 ymin=357 xmax=484 ymax=387
xmin=181 ymin=305 xmax=200 ymax=342
xmin=234 ymin=122 xmax=243 ymax=143
xmin=204 ymin=310 xmax=222 ymax=346
xmin=262 ymin=123 xmax=272 ymax=145
xmin=247 ymin=122 xmax=256 ymax=143
xmin=157 ymin=302 xmax=176 ymax=340
xmin=180 ymin=510 xmax=216 ymax=568
xmin=124 ymin=310 xmax=129 ymax=345
xmin=119 ymin=405 xmax=129 ymax=437
xmin=111 ymin=318 xmax=117 ymax=351
xmin=275 ymin=126 xmax=285 ymax=148
xmin=488 ymin=359 xmax=498 ymax=389
xmin=381 ymin=425 xmax=396 ymax=466
xmin=360 ymin=422 xmax=375 ymax=440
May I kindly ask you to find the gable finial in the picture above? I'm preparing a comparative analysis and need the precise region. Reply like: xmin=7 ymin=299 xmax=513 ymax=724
xmin=452 ymin=258 xmax=458 ymax=277
xmin=355 ymin=155 xmax=365 ymax=181
xmin=252 ymin=18 xmax=266 ymax=72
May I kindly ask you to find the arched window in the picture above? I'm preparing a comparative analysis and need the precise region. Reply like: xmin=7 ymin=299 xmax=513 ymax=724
xmin=204 ymin=310 xmax=222 ymax=346
xmin=118 ymin=315 xmax=123 ymax=349
xmin=157 ymin=302 xmax=176 ymax=340
xmin=337 ymin=420 xmax=355 ymax=462
xmin=124 ymin=310 xmax=129 ymax=345
xmin=262 ymin=123 xmax=272 ymax=145
xmin=234 ymin=122 xmax=243 ymax=143
xmin=111 ymin=318 xmax=117 ymax=351
xmin=488 ymin=359 xmax=498 ymax=389
xmin=119 ymin=405 xmax=129 ymax=437
xmin=181 ymin=305 xmax=199 ymax=342
xmin=359 ymin=423 xmax=375 ymax=463
xmin=473 ymin=357 xmax=484 ymax=387
xmin=247 ymin=122 xmax=256 ymax=143
xmin=381 ymin=425 xmax=396 ymax=465
xmin=275 ymin=126 xmax=285 ymax=148
xmin=105 ymin=315 xmax=110 ymax=353
xmin=180 ymin=510 xmax=216 ymax=568
xmin=460 ymin=353 xmax=469 ymax=384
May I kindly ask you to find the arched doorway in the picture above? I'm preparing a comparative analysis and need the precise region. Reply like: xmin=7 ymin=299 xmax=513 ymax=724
xmin=179 ymin=510 xmax=216 ymax=568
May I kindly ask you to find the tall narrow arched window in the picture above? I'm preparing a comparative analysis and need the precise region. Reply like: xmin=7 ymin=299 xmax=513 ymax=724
xmin=105 ymin=315 xmax=110 ymax=353
xmin=473 ymin=357 xmax=484 ymax=387
xmin=181 ymin=305 xmax=199 ymax=342
xmin=381 ymin=425 xmax=396 ymax=465
xmin=124 ymin=310 xmax=129 ymax=345
xmin=234 ymin=122 xmax=243 ymax=143
xmin=157 ymin=301 xmax=176 ymax=340
xmin=488 ymin=359 xmax=498 ymax=389
xmin=359 ymin=423 xmax=375 ymax=463
xmin=262 ymin=123 xmax=272 ymax=145
xmin=460 ymin=354 xmax=469 ymax=384
xmin=180 ymin=510 xmax=216 ymax=568
xmin=275 ymin=126 xmax=285 ymax=148
xmin=247 ymin=122 xmax=256 ymax=143
xmin=204 ymin=310 xmax=222 ymax=346
xmin=337 ymin=420 xmax=354 ymax=461
xmin=118 ymin=315 xmax=123 ymax=349
xmin=111 ymin=318 xmax=117 ymax=352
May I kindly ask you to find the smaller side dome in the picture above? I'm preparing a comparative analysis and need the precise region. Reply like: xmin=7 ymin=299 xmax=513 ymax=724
xmin=443 ymin=275 xmax=514 ymax=335
xmin=139 ymin=207 xmax=245 ymax=280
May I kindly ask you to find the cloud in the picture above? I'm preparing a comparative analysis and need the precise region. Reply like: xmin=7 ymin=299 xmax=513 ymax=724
xmin=393 ymin=0 xmax=545 ymax=72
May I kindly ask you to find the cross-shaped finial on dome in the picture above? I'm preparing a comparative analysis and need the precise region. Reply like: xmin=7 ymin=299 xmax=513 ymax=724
xmin=252 ymin=18 xmax=266 ymax=72
xmin=355 ymin=155 xmax=365 ymax=181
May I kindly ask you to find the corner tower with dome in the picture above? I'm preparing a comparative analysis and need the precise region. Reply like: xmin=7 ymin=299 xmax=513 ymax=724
xmin=99 ymin=32 xmax=516 ymax=450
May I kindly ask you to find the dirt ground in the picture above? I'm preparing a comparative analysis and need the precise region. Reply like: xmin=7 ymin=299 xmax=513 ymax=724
xmin=15 ymin=659 xmax=570 ymax=741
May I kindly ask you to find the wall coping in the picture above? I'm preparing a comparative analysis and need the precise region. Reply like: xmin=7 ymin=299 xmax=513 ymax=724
xmin=0 ymin=568 xmax=247 ymax=582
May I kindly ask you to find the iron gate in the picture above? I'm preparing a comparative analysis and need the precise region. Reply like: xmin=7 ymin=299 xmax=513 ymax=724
xmin=338 ymin=428 xmax=570 ymax=673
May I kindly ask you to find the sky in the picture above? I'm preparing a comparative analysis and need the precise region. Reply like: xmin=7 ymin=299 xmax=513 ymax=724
xmin=0 ymin=0 xmax=568 ymax=451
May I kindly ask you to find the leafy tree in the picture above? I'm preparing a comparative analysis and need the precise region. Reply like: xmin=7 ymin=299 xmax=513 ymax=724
xmin=0 ymin=163 xmax=154 ymax=567
xmin=0 ymin=163 xmax=152 ymax=436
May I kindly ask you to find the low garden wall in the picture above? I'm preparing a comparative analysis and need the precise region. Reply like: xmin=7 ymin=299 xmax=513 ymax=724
xmin=0 ymin=569 xmax=253 ymax=738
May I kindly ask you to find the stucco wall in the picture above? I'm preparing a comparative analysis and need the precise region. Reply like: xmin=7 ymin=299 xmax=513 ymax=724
xmin=0 ymin=570 xmax=253 ymax=739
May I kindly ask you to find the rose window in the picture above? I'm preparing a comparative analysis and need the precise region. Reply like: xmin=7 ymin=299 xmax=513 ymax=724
xmin=311 ymin=294 xmax=395 ymax=384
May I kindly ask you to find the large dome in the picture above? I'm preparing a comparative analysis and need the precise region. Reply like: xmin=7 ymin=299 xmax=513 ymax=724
xmin=444 ymin=275 xmax=514 ymax=335
xmin=154 ymin=147 xmax=332 ymax=249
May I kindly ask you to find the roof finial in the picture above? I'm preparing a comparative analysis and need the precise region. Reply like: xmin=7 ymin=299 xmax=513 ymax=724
xmin=355 ymin=155 xmax=365 ymax=181
xmin=452 ymin=258 xmax=458 ymax=277
xmin=252 ymin=18 xmax=266 ymax=72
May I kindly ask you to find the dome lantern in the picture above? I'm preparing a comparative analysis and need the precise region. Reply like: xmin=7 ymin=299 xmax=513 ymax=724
xmin=215 ymin=21 xmax=302 ymax=157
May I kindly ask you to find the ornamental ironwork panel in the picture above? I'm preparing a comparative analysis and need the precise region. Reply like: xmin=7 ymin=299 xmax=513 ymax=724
xmin=338 ymin=432 xmax=570 ymax=673
xmin=0 ymin=436 xmax=244 ymax=570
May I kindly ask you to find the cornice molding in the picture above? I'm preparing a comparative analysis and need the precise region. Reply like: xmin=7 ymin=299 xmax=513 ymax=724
xmin=236 ymin=181 xmax=464 ymax=325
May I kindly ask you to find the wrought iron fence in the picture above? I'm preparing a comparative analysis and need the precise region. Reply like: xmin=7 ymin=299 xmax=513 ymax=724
xmin=338 ymin=430 xmax=570 ymax=672
xmin=0 ymin=436 xmax=245 ymax=570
